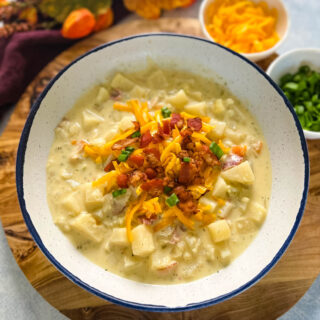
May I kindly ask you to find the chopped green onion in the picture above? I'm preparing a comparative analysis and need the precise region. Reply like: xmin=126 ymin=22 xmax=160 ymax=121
xmin=163 ymin=186 xmax=173 ymax=195
xmin=112 ymin=189 xmax=127 ymax=198
xmin=161 ymin=106 xmax=172 ymax=118
xmin=166 ymin=193 xmax=179 ymax=207
xmin=118 ymin=153 xmax=129 ymax=162
xmin=125 ymin=146 xmax=135 ymax=152
xmin=283 ymin=82 xmax=299 ymax=92
xmin=131 ymin=131 xmax=141 ymax=138
xmin=279 ymin=65 xmax=320 ymax=132
xmin=118 ymin=146 xmax=135 ymax=162
xmin=209 ymin=142 xmax=224 ymax=159
xmin=183 ymin=157 xmax=190 ymax=163
xmin=294 ymin=105 xmax=305 ymax=115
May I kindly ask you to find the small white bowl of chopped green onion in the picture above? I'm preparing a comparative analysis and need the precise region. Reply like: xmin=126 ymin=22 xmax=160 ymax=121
xmin=267 ymin=48 xmax=320 ymax=139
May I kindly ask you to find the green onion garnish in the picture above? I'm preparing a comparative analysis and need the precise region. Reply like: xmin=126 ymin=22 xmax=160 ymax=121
xmin=131 ymin=131 xmax=141 ymax=138
xmin=161 ymin=106 xmax=172 ymax=118
xmin=166 ymin=193 xmax=179 ymax=207
xmin=118 ymin=153 xmax=129 ymax=162
xmin=118 ymin=147 xmax=135 ymax=162
xmin=183 ymin=157 xmax=190 ymax=163
xmin=280 ymin=65 xmax=320 ymax=132
xmin=163 ymin=186 xmax=172 ymax=195
xmin=125 ymin=146 xmax=135 ymax=152
xmin=209 ymin=142 xmax=224 ymax=159
xmin=112 ymin=189 xmax=127 ymax=198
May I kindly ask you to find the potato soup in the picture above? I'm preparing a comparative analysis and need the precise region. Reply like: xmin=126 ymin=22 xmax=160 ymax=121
xmin=46 ymin=66 xmax=271 ymax=284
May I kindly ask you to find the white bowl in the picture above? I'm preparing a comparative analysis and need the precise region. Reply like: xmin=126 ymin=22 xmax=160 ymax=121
xmin=267 ymin=48 xmax=320 ymax=140
xmin=16 ymin=34 xmax=309 ymax=311
xmin=199 ymin=0 xmax=290 ymax=62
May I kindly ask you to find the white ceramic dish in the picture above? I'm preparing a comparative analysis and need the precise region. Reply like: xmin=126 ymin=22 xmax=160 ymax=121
xmin=267 ymin=48 xmax=320 ymax=140
xmin=16 ymin=34 xmax=309 ymax=312
xmin=199 ymin=0 xmax=290 ymax=62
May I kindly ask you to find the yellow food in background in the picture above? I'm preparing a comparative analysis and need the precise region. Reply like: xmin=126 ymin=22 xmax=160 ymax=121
xmin=205 ymin=0 xmax=280 ymax=53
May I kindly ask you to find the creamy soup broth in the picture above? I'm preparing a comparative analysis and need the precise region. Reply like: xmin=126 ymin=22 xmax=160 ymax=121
xmin=46 ymin=66 xmax=271 ymax=284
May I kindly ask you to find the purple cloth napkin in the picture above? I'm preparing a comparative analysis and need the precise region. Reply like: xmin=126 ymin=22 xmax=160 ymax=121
xmin=0 ymin=30 xmax=74 ymax=107
xmin=0 ymin=1 xmax=129 ymax=108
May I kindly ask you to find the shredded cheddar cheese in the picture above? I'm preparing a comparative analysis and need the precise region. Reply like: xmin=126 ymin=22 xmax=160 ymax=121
xmin=205 ymin=0 xmax=280 ymax=54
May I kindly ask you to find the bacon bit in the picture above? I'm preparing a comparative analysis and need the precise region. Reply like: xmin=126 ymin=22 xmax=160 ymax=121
xmin=144 ymin=148 xmax=161 ymax=160
xmin=253 ymin=141 xmax=263 ymax=153
xmin=117 ymin=173 xmax=128 ymax=188
xmin=104 ymin=161 xmax=115 ymax=172
xmin=180 ymin=127 xmax=193 ymax=137
xmin=128 ymin=170 xmax=147 ymax=187
xmin=110 ymin=88 xmax=121 ymax=100
xmin=162 ymin=120 xmax=171 ymax=135
xmin=145 ymin=167 xmax=157 ymax=179
xmin=178 ymin=162 xmax=193 ymax=185
xmin=132 ymin=121 xmax=140 ymax=131
xmin=111 ymin=138 xmax=138 ymax=150
xmin=187 ymin=117 xmax=202 ymax=131
xmin=177 ymin=199 xmax=198 ymax=216
xmin=222 ymin=154 xmax=243 ymax=170
xmin=128 ymin=154 xmax=145 ymax=167
xmin=173 ymin=186 xmax=191 ymax=202
xmin=232 ymin=145 xmax=247 ymax=157
xmin=141 ymin=179 xmax=164 ymax=191
xmin=140 ymin=130 xmax=152 ymax=148
xmin=170 ymin=113 xmax=184 ymax=129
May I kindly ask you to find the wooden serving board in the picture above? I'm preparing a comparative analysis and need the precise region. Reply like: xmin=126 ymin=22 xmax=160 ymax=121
xmin=0 ymin=18 xmax=320 ymax=320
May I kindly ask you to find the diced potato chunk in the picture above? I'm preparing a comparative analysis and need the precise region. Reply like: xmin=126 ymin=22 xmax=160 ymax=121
xmin=212 ymin=176 xmax=229 ymax=198
xmin=150 ymin=250 xmax=176 ymax=271
xmin=184 ymin=102 xmax=207 ymax=116
xmin=85 ymin=187 xmax=104 ymax=211
xmin=82 ymin=109 xmax=104 ymax=130
xmin=130 ymin=85 xmax=147 ymax=99
xmin=218 ymin=202 xmax=233 ymax=218
xmin=96 ymin=87 xmax=109 ymax=104
xmin=208 ymin=119 xmax=226 ymax=138
xmin=148 ymin=70 xmax=167 ymax=88
xmin=249 ymin=202 xmax=267 ymax=224
xmin=199 ymin=197 xmax=217 ymax=213
xmin=213 ymin=99 xmax=225 ymax=115
xmin=118 ymin=116 xmax=135 ymax=132
xmin=111 ymin=73 xmax=134 ymax=91
xmin=109 ymin=228 xmax=129 ymax=247
xmin=224 ymin=161 xmax=253 ymax=183
xmin=70 ymin=213 xmax=103 ymax=243
xmin=166 ymin=89 xmax=189 ymax=109
xmin=62 ymin=190 xmax=83 ymax=215
xmin=221 ymin=161 xmax=255 ymax=185
xmin=131 ymin=224 xmax=155 ymax=257
xmin=208 ymin=219 xmax=231 ymax=243
xmin=123 ymin=256 xmax=141 ymax=271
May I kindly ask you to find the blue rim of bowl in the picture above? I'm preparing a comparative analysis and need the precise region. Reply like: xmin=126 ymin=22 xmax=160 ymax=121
xmin=16 ymin=33 xmax=309 ymax=312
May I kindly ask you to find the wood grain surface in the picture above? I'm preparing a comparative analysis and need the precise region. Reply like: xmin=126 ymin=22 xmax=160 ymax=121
xmin=0 ymin=18 xmax=319 ymax=320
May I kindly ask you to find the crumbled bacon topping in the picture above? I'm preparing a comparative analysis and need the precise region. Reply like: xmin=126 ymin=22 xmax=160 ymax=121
xmin=187 ymin=117 xmax=202 ymax=131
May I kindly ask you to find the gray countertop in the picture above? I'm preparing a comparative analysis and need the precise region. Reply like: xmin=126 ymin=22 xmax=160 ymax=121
xmin=1 ymin=0 xmax=320 ymax=319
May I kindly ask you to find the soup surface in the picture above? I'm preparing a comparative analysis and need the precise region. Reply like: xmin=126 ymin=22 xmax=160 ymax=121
xmin=46 ymin=66 xmax=271 ymax=284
